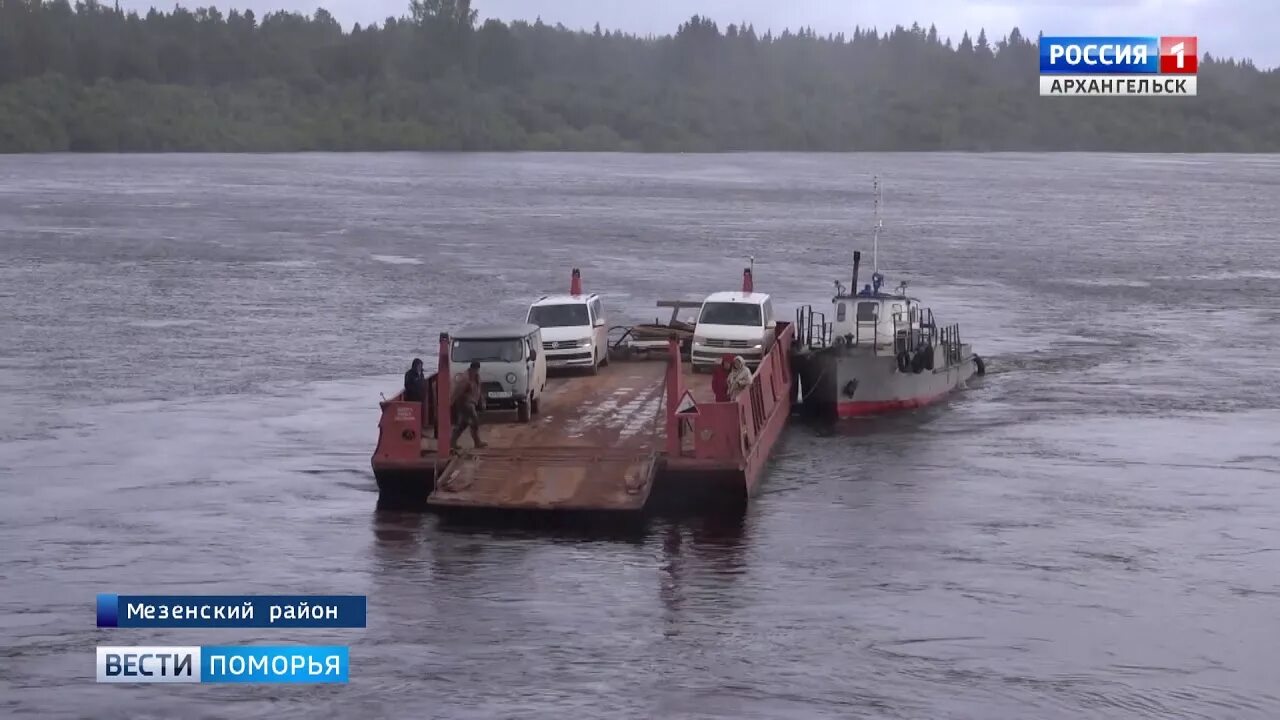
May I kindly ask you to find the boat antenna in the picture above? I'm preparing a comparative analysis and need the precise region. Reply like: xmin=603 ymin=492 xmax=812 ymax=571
xmin=872 ymin=176 xmax=883 ymax=276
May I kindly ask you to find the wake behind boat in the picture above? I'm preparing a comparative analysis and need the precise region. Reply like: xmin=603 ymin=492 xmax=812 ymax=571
xmin=792 ymin=178 xmax=986 ymax=418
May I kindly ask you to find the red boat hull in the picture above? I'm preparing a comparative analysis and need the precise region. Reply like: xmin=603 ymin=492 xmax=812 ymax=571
xmin=835 ymin=390 xmax=953 ymax=417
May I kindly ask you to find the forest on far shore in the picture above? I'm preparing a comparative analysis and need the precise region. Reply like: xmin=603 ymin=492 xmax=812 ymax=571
xmin=2 ymin=0 xmax=1278 ymax=152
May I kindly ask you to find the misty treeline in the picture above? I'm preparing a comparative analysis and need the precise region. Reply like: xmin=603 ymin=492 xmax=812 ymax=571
xmin=1 ymin=0 xmax=1278 ymax=152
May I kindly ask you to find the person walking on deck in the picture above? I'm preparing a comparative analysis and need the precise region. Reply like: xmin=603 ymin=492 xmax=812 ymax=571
xmin=711 ymin=354 xmax=733 ymax=402
xmin=450 ymin=361 xmax=487 ymax=450
xmin=727 ymin=355 xmax=753 ymax=399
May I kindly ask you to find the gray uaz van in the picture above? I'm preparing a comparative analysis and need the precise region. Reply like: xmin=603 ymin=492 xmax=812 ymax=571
xmin=450 ymin=324 xmax=547 ymax=423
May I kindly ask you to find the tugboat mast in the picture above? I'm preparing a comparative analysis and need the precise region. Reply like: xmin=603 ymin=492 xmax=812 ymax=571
xmin=872 ymin=176 xmax=883 ymax=276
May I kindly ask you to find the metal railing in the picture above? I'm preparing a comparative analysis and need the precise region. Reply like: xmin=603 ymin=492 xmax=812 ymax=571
xmin=938 ymin=322 xmax=963 ymax=366
xmin=794 ymin=305 xmax=831 ymax=349
xmin=891 ymin=306 xmax=965 ymax=369
xmin=797 ymin=302 xmax=966 ymax=370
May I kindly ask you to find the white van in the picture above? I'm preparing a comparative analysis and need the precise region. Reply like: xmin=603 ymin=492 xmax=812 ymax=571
xmin=690 ymin=291 xmax=776 ymax=372
xmin=526 ymin=293 xmax=609 ymax=373
xmin=450 ymin=324 xmax=547 ymax=422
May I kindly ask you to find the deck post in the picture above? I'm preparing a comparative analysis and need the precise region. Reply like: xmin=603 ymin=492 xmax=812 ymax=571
xmin=665 ymin=334 xmax=682 ymax=457
xmin=437 ymin=332 xmax=452 ymax=453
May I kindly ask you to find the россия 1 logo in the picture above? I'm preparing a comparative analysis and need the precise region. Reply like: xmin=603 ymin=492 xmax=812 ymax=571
xmin=1159 ymin=36 xmax=1198 ymax=74
xmin=1039 ymin=36 xmax=1198 ymax=97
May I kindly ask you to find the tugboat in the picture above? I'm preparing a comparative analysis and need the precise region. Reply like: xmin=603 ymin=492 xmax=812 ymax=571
xmin=792 ymin=178 xmax=985 ymax=418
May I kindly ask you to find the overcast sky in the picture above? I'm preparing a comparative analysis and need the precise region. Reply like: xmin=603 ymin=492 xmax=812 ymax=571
xmin=121 ymin=0 xmax=1277 ymax=69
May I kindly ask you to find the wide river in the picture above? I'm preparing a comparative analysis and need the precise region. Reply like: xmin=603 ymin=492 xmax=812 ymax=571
xmin=2 ymin=153 xmax=1279 ymax=719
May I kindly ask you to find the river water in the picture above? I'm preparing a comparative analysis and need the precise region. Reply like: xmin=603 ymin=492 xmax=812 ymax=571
xmin=2 ymin=153 xmax=1279 ymax=719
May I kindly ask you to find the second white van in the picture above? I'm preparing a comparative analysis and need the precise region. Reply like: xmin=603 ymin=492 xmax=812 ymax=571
xmin=525 ymin=269 xmax=609 ymax=373
xmin=690 ymin=291 xmax=776 ymax=372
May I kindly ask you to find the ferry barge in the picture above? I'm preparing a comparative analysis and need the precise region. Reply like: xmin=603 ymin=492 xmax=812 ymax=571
xmin=372 ymin=268 xmax=793 ymax=514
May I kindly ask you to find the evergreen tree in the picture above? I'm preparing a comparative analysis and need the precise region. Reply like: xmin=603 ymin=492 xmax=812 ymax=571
xmin=0 ymin=0 xmax=1275 ymax=152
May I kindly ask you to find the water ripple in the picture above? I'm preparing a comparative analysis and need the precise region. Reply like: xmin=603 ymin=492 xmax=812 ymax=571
xmin=1 ymin=153 xmax=1279 ymax=719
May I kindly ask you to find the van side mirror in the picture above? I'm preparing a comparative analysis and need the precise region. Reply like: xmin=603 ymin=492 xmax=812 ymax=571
xmin=529 ymin=350 xmax=538 ymax=361
xmin=593 ymin=318 xmax=605 ymax=327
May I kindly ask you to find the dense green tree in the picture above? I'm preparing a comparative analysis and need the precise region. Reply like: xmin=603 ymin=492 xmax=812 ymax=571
xmin=0 ymin=0 xmax=1276 ymax=152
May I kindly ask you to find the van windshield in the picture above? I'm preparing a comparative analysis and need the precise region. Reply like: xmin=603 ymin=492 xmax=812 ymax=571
xmin=699 ymin=302 xmax=762 ymax=327
xmin=452 ymin=339 xmax=524 ymax=363
xmin=528 ymin=304 xmax=590 ymax=328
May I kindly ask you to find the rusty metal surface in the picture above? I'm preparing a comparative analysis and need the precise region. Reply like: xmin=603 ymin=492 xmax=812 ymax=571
xmin=472 ymin=359 xmax=673 ymax=447
xmin=424 ymin=359 xmax=677 ymax=510
xmin=429 ymin=446 xmax=657 ymax=511
xmin=422 ymin=357 xmax=729 ymax=511
xmin=454 ymin=359 xmax=719 ymax=443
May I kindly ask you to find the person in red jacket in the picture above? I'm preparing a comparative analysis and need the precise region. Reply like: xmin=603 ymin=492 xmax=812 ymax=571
xmin=711 ymin=354 xmax=733 ymax=402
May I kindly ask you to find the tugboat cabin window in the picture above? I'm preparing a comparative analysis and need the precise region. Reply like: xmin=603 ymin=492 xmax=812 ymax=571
xmin=699 ymin=302 xmax=763 ymax=327
xmin=856 ymin=302 xmax=879 ymax=322
xmin=528 ymin=304 xmax=590 ymax=328
xmin=452 ymin=339 xmax=525 ymax=363
xmin=836 ymin=303 xmax=847 ymax=322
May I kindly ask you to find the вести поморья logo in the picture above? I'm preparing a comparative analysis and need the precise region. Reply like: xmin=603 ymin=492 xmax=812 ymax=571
xmin=1039 ymin=36 xmax=1198 ymax=97
xmin=95 ymin=646 xmax=350 ymax=683
xmin=93 ymin=595 xmax=361 ymax=684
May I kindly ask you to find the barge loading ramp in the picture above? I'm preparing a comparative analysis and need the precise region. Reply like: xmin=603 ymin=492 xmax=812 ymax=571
xmin=428 ymin=357 xmax=684 ymax=512
xmin=423 ymin=327 xmax=793 ymax=512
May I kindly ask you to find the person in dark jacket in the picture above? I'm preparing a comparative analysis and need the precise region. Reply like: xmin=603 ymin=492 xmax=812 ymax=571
xmin=404 ymin=358 xmax=426 ymax=402
xmin=711 ymin=354 xmax=733 ymax=402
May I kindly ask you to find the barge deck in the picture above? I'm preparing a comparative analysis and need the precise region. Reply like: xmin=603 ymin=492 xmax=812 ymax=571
xmin=373 ymin=323 xmax=794 ymax=514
